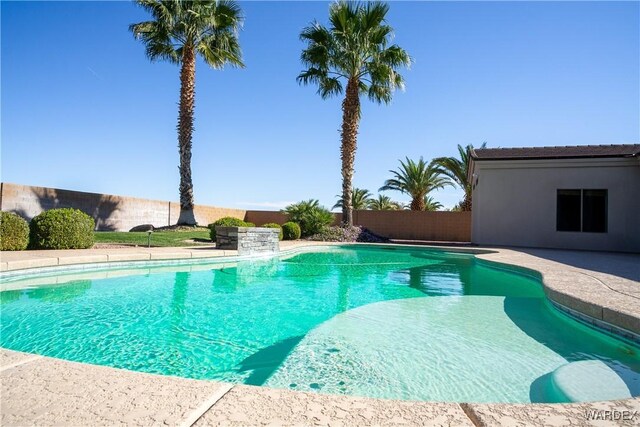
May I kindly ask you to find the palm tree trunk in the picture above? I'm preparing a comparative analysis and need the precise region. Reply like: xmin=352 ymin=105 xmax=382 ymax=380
xmin=339 ymin=78 xmax=360 ymax=227
xmin=410 ymin=197 xmax=425 ymax=211
xmin=177 ymin=46 xmax=197 ymax=225
xmin=461 ymin=188 xmax=472 ymax=211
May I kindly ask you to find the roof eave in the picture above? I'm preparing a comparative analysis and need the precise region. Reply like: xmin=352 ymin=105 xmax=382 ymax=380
xmin=472 ymin=153 xmax=639 ymax=161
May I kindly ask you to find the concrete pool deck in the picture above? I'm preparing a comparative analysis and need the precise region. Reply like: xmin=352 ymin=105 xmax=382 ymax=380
xmin=1 ymin=242 xmax=639 ymax=426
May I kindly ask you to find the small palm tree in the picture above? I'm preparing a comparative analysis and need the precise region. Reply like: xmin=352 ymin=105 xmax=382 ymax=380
xmin=130 ymin=0 xmax=244 ymax=224
xmin=430 ymin=142 xmax=486 ymax=211
xmin=332 ymin=188 xmax=372 ymax=210
xmin=380 ymin=157 xmax=452 ymax=211
xmin=282 ymin=200 xmax=334 ymax=237
xmin=424 ymin=195 xmax=443 ymax=211
xmin=298 ymin=1 xmax=411 ymax=227
xmin=368 ymin=194 xmax=399 ymax=210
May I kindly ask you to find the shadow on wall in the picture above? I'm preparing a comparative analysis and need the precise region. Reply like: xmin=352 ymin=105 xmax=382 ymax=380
xmin=9 ymin=187 xmax=122 ymax=231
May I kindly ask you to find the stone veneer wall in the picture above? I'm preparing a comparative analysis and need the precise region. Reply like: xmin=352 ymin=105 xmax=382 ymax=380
xmin=215 ymin=227 xmax=280 ymax=255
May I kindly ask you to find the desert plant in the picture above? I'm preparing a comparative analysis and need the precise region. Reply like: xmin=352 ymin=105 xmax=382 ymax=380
xmin=430 ymin=142 xmax=486 ymax=211
xmin=208 ymin=217 xmax=251 ymax=240
xmin=130 ymin=0 xmax=244 ymax=224
xmin=281 ymin=222 xmax=302 ymax=240
xmin=298 ymin=1 xmax=411 ymax=226
xmin=0 ymin=211 xmax=29 ymax=251
xmin=332 ymin=188 xmax=372 ymax=210
xmin=261 ymin=223 xmax=283 ymax=240
xmin=29 ymin=208 xmax=95 ymax=249
xmin=308 ymin=225 xmax=387 ymax=243
xmin=282 ymin=200 xmax=334 ymax=237
xmin=380 ymin=157 xmax=452 ymax=211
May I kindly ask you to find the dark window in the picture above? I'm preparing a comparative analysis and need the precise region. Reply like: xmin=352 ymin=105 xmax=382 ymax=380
xmin=582 ymin=190 xmax=607 ymax=232
xmin=556 ymin=189 xmax=607 ymax=233
xmin=557 ymin=190 xmax=581 ymax=231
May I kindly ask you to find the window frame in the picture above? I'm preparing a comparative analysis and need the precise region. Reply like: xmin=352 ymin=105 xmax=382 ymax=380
xmin=556 ymin=189 xmax=608 ymax=233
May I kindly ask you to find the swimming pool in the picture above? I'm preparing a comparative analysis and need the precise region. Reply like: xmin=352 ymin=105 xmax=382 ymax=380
xmin=1 ymin=245 xmax=638 ymax=403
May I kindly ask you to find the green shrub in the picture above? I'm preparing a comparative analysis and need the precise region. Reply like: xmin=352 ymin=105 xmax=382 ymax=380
xmin=208 ymin=217 xmax=254 ymax=240
xmin=29 ymin=208 xmax=95 ymax=249
xmin=0 ymin=211 xmax=29 ymax=251
xmin=281 ymin=221 xmax=302 ymax=240
xmin=282 ymin=200 xmax=334 ymax=237
xmin=261 ymin=223 xmax=283 ymax=240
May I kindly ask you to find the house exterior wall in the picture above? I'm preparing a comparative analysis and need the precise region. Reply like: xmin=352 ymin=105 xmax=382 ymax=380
xmin=470 ymin=157 xmax=640 ymax=252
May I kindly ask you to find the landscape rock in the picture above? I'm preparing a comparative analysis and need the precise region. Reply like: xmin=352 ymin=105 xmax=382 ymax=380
xmin=129 ymin=224 xmax=154 ymax=232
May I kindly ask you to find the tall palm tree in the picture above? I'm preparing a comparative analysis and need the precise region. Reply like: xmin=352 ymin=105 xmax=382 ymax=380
xmin=380 ymin=157 xmax=452 ymax=211
xmin=130 ymin=0 xmax=244 ymax=225
xmin=298 ymin=1 xmax=411 ymax=227
xmin=368 ymin=194 xmax=399 ymax=210
xmin=430 ymin=142 xmax=486 ymax=211
xmin=332 ymin=188 xmax=372 ymax=210
xmin=423 ymin=195 xmax=443 ymax=211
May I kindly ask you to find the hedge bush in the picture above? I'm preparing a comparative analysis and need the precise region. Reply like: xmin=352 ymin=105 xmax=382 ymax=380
xmin=282 ymin=200 xmax=334 ymax=237
xmin=261 ymin=223 xmax=283 ymax=240
xmin=281 ymin=222 xmax=301 ymax=240
xmin=0 ymin=211 xmax=29 ymax=251
xmin=208 ymin=217 xmax=253 ymax=240
xmin=29 ymin=208 xmax=95 ymax=249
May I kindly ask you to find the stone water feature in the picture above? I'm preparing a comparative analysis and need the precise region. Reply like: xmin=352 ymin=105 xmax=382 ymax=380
xmin=215 ymin=226 xmax=280 ymax=256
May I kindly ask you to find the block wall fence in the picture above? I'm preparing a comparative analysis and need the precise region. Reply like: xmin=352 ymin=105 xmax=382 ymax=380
xmin=0 ymin=183 xmax=471 ymax=242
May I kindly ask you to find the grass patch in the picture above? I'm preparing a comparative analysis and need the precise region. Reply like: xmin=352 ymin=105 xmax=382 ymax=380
xmin=95 ymin=230 xmax=212 ymax=247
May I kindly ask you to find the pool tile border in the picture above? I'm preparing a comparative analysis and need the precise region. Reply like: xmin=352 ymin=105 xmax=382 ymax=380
xmin=550 ymin=300 xmax=640 ymax=345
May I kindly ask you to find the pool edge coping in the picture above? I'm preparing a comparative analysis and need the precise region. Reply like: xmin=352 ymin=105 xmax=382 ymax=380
xmin=1 ymin=348 xmax=639 ymax=426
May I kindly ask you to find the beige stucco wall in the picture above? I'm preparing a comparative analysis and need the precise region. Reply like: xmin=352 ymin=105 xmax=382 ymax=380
xmin=354 ymin=210 xmax=471 ymax=242
xmin=0 ymin=183 xmax=246 ymax=231
xmin=0 ymin=183 xmax=472 ymax=241
xmin=470 ymin=157 xmax=640 ymax=252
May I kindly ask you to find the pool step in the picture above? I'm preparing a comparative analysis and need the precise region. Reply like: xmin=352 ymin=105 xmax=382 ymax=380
xmin=549 ymin=360 xmax=637 ymax=402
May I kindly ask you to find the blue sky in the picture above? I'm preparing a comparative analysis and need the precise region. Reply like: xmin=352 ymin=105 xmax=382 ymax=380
xmin=2 ymin=1 xmax=638 ymax=211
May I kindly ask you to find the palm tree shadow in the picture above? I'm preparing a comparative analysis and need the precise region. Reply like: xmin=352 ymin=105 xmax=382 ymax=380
xmin=236 ymin=335 xmax=305 ymax=386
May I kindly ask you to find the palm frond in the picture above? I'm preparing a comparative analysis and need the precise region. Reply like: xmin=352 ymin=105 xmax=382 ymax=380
xmin=130 ymin=0 xmax=243 ymax=68
xmin=333 ymin=187 xmax=372 ymax=210
xmin=424 ymin=195 xmax=443 ymax=211
xmin=380 ymin=157 xmax=453 ymax=201
xmin=298 ymin=1 xmax=410 ymax=103
xmin=368 ymin=194 xmax=401 ymax=210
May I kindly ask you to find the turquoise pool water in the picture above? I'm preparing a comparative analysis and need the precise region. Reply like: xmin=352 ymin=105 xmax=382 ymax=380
xmin=1 ymin=245 xmax=639 ymax=403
